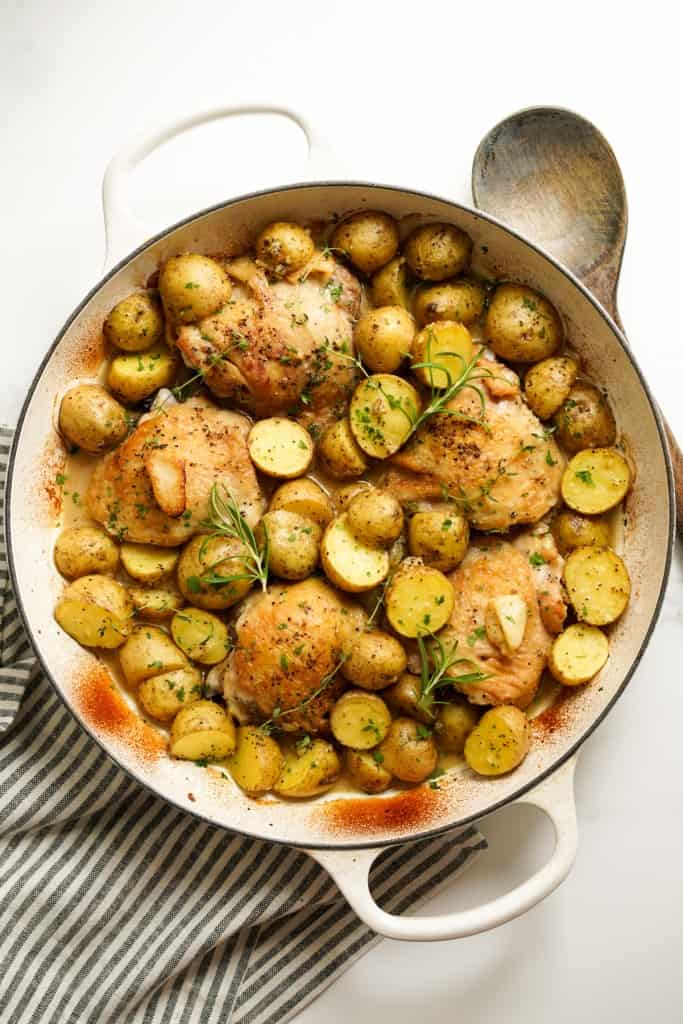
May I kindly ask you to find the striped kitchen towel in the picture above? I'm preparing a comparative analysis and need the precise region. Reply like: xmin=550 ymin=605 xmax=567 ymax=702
xmin=0 ymin=426 xmax=486 ymax=1024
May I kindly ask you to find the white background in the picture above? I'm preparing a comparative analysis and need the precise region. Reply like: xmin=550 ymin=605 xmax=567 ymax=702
xmin=3 ymin=1 xmax=683 ymax=1020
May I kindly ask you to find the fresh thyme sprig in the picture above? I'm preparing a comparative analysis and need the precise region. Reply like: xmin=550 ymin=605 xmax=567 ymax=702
xmin=416 ymin=633 xmax=491 ymax=715
xmin=196 ymin=483 xmax=269 ymax=593
xmin=260 ymin=651 xmax=350 ymax=735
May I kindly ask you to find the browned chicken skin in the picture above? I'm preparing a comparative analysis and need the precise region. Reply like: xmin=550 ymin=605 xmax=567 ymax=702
xmin=86 ymin=397 xmax=263 ymax=546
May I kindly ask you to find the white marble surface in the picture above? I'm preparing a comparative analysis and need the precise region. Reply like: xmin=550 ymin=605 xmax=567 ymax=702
xmin=3 ymin=1 xmax=682 ymax=1020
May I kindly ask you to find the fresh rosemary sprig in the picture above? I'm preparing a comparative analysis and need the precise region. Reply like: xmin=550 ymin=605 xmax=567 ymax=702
xmin=408 ymin=334 xmax=496 ymax=436
xmin=416 ymin=633 xmax=491 ymax=715
xmin=197 ymin=483 xmax=269 ymax=592
xmin=260 ymin=651 xmax=350 ymax=735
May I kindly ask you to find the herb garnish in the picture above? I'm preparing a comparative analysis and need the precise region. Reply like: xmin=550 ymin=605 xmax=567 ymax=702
xmin=416 ymin=633 xmax=491 ymax=715
xmin=197 ymin=483 xmax=269 ymax=592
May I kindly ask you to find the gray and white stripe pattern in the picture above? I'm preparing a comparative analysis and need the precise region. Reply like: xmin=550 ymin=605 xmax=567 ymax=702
xmin=0 ymin=427 xmax=486 ymax=1024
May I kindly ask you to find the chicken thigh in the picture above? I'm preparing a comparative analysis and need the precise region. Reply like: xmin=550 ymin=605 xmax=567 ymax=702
xmin=386 ymin=356 xmax=565 ymax=532
xmin=86 ymin=397 xmax=263 ymax=546
xmin=220 ymin=578 xmax=366 ymax=733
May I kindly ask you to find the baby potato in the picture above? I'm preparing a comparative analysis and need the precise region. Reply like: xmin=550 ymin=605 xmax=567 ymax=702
xmin=121 ymin=542 xmax=179 ymax=584
xmin=331 ymin=211 xmax=400 ymax=275
xmin=335 ymin=480 xmax=374 ymax=511
xmin=256 ymin=221 xmax=314 ymax=275
xmin=486 ymin=283 xmax=562 ymax=362
xmin=434 ymin=701 xmax=480 ymax=754
xmin=385 ymin=559 xmax=454 ymax=638
xmin=551 ymin=510 xmax=611 ymax=555
xmin=340 ymin=631 xmax=408 ymax=690
xmin=138 ymin=666 xmax=203 ymax=721
xmin=412 ymin=321 xmax=474 ymax=389
xmin=524 ymin=357 xmax=578 ymax=421
xmin=159 ymin=253 xmax=232 ymax=324
xmin=229 ymin=726 xmax=283 ymax=795
xmin=354 ymin=306 xmax=416 ymax=373
xmin=107 ymin=344 xmax=179 ymax=404
xmin=377 ymin=717 xmax=438 ymax=783
xmin=413 ymin=278 xmax=486 ymax=327
xmin=563 ymin=546 xmax=631 ymax=626
xmin=408 ymin=510 xmax=469 ymax=572
xmin=317 ymin=418 xmax=368 ymax=480
xmin=549 ymin=623 xmax=609 ymax=686
xmin=103 ymin=292 xmax=164 ymax=352
xmin=370 ymin=256 xmax=412 ymax=310
xmin=346 ymin=489 xmax=404 ymax=548
xmin=403 ymin=223 xmax=472 ymax=282
xmin=177 ymin=535 xmax=253 ymax=610
xmin=54 ymin=526 xmax=119 ymax=579
xmin=169 ymin=700 xmax=237 ymax=762
xmin=256 ymin=510 xmax=321 ymax=580
xmin=561 ymin=448 xmax=631 ymax=515
xmin=274 ymin=739 xmax=341 ymax=798
xmin=171 ymin=607 xmax=230 ymax=665
xmin=321 ymin=514 xmax=390 ymax=593
xmin=464 ymin=706 xmax=531 ymax=776
xmin=248 ymin=418 xmax=313 ymax=478
xmin=345 ymin=748 xmax=393 ymax=794
xmin=554 ymin=383 xmax=617 ymax=452
xmin=58 ymin=384 xmax=128 ymax=453
xmin=383 ymin=672 xmax=433 ymax=725
xmin=330 ymin=690 xmax=392 ymax=750
xmin=55 ymin=574 xmax=133 ymax=649
xmin=269 ymin=478 xmax=334 ymax=528
xmin=349 ymin=374 xmax=420 ymax=459
xmin=119 ymin=624 xmax=188 ymax=686
xmin=128 ymin=586 xmax=183 ymax=621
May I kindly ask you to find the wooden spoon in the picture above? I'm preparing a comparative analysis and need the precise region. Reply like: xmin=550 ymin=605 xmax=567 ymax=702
xmin=472 ymin=106 xmax=682 ymax=536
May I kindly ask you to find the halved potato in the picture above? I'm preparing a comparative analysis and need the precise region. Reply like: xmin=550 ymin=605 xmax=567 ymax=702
xmin=330 ymin=690 xmax=392 ymax=749
xmin=320 ymin=514 xmax=390 ymax=592
xmin=385 ymin=559 xmax=454 ymax=637
xmin=349 ymin=374 xmax=420 ymax=459
xmin=317 ymin=418 xmax=368 ymax=479
xmin=228 ymin=726 xmax=283 ymax=795
xmin=107 ymin=344 xmax=178 ymax=404
xmin=121 ymin=543 xmax=179 ymax=584
xmin=54 ymin=526 xmax=120 ymax=579
xmin=563 ymin=546 xmax=631 ymax=625
xmin=344 ymin=748 xmax=393 ymax=794
xmin=561 ymin=448 xmax=631 ymax=514
xmin=549 ymin=624 xmax=609 ymax=685
xmin=171 ymin=608 xmax=230 ymax=665
xmin=119 ymin=624 xmax=188 ymax=685
xmin=269 ymin=478 xmax=334 ymax=528
xmin=412 ymin=321 xmax=474 ymax=389
xmin=464 ymin=706 xmax=531 ymax=776
xmin=55 ymin=575 xmax=133 ymax=649
xmin=129 ymin=586 xmax=183 ymax=621
xmin=170 ymin=700 xmax=236 ymax=761
xmin=248 ymin=418 xmax=313 ymax=478
xmin=273 ymin=739 xmax=341 ymax=798
xmin=138 ymin=666 xmax=203 ymax=721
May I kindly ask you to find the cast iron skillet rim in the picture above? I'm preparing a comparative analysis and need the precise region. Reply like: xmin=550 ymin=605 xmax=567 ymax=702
xmin=4 ymin=179 xmax=675 ymax=851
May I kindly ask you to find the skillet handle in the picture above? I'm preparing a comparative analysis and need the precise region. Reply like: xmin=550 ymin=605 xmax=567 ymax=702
xmin=101 ymin=104 xmax=346 ymax=273
xmin=305 ymin=756 xmax=577 ymax=941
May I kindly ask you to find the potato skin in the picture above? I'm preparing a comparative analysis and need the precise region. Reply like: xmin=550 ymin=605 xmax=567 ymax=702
xmin=104 ymin=292 xmax=164 ymax=352
xmin=317 ymin=418 xmax=368 ymax=479
xmin=413 ymin=278 xmax=486 ymax=326
xmin=345 ymin=748 xmax=393 ymax=794
xmin=274 ymin=739 xmax=341 ymax=798
xmin=107 ymin=344 xmax=178 ymax=404
xmin=159 ymin=253 xmax=232 ymax=324
xmin=54 ymin=527 xmax=119 ymax=579
xmin=128 ymin=586 xmax=183 ymax=621
xmin=486 ymin=283 xmax=562 ymax=362
xmin=524 ymin=357 xmax=578 ymax=420
xmin=229 ymin=726 xmax=283 ymax=795
xmin=177 ymin=535 xmax=253 ymax=610
xmin=464 ymin=706 xmax=531 ymax=776
xmin=434 ymin=701 xmax=479 ymax=754
xmin=256 ymin=221 xmax=314 ymax=275
xmin=340 ymin=631 xmax=408 ymax=690
xmin=403 ymin=223 xmax=472 ymax=281
xmin=377 ymin=718 xmax=438 ymax=783
xmin=138 ymin=666 xmax=203 ymax=721
xmin=346 ymin=489 xmax=404 ymax=548
xmin=408 ymin=510 xmax=469 ymax=572
xmin=55 ymin=574 xmax=133 ymax=649
xmin=370 ymin=256 xmax=412 ymax=310
xmin=169 ymin=700 xmax=237 ymax=761
xmin=553 ymin=383 xmax=616 ymax=452
xmin=551 ymin=510 xmax=611 ymax=555
xmin=331 ymin=211 xmax=399 ymax=275
xmin=256 ymin=510 xmax=321 ymax=581
xmin=269 ymin=478 xmax=334 ymax=528
xmin=383 ymin=673 xmax=434 ymax=725
xmin=58 ymin=384 xmax=128 ymax=453
xmin=354 ymin=306 xmax=416 ymax=373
